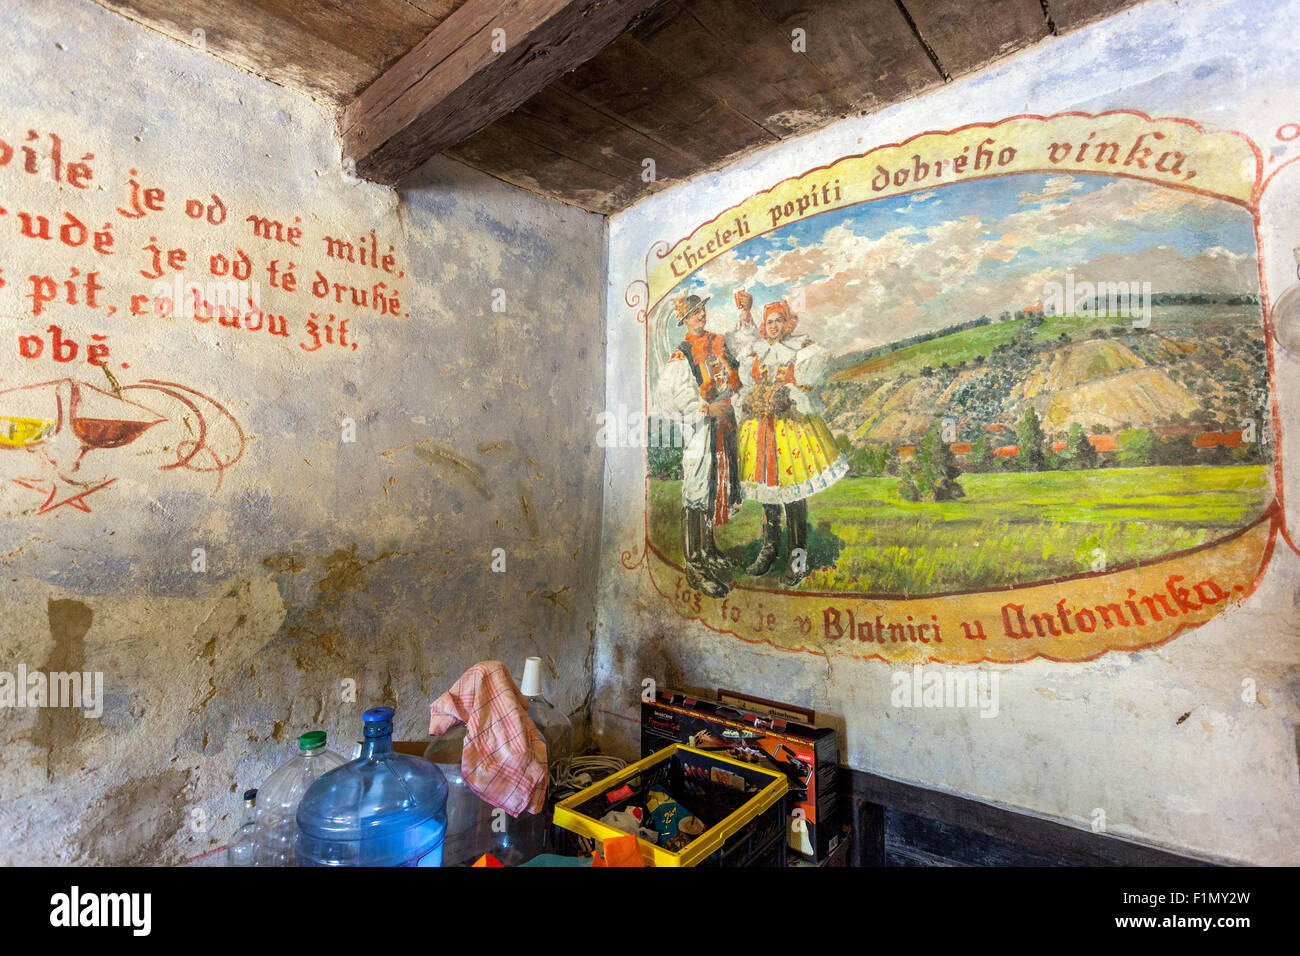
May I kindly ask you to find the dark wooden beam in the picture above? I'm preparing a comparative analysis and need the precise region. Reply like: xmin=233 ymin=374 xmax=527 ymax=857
xmin=639 ymin=0 xmax=853 ymax=136
xmin=342 ymin=0 xmax=668 ymax=185
xmin=1047 ymin=0 xmax=1146 ymax=33
xmin=749 ymin=0 xmax=944 ymax=112
xmin=445 ymin=84 xmax=694 ymax=212
xmin=93 ymin=0 xmax=460 ymax=106
xmin=558 ymin=34 xmax=777 ymax=168
xmin=900 ymin=0 xmax=1050 ymax=79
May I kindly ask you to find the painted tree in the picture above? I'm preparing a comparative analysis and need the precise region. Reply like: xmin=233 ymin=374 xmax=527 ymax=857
xmin=1016 ymin=407 xmax=1047 ymax=472
xmin=1066 ymin=422 xmax=1098 ymax=470
xmin=855 ymin=444 xmax=895 ymax=478
xmin=1116 ymin=427 xmax=1153 ymax=466
xmin=899 ymin=420 xmax=964 ymax=502
xmin=964 ymin=434 xmax=994 ymax=473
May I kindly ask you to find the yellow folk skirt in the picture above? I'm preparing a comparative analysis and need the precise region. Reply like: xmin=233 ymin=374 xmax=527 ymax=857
xmin=737 ymin=414 xmax=849 ymax=505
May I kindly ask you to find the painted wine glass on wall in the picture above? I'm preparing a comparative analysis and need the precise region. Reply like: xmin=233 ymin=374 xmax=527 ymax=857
xmin=645 ymin=163 xmax=1274 ymax=633
xmin=0 ymin=377 xmax=246 ymax=515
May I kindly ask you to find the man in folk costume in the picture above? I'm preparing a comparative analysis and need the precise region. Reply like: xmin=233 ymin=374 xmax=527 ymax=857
xmin=735 ymin=297 xmax=849 ymax=587
xmin=656 ymin=293 xmax=743 ymax=597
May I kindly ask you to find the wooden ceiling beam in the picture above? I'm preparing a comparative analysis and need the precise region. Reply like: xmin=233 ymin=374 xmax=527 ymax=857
xmin=92 ymin=0 xmax=458 ymax=106
xmin=748 ymin=0 xmax=944 ymax=111
xmin=899 ymin=0 xmax=1051 ymax=79
xmin=1045 ymin=0 xmax=1146 ymax=33
xmin=341 ymin=0 xmax=667 ymax=185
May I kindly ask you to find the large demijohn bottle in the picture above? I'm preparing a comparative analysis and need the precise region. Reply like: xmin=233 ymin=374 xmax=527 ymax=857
xmin=521 ymin=656 xmax=574 ymax=772
xmin=296 ymin=707 xmax=448 ymax=866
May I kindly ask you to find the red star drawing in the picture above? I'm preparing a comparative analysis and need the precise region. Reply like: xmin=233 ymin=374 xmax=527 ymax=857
xmin=12 ymin=477 xmax=118 ymax=515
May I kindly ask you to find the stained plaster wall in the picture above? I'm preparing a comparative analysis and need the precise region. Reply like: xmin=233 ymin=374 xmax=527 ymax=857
xmin=0 ymin=0 xmax=605 ymax=864
xmin=596 ymin=0 xmax=1300 ymax=864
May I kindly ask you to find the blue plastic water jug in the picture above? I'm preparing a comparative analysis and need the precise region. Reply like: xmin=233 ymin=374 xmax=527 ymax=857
xmin=296 ymin=707 xmax=448 ymax=866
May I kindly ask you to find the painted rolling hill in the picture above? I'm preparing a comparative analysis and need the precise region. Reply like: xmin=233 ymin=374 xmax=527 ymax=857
xmin=822 ymin=303 xmax=1267 ymax=447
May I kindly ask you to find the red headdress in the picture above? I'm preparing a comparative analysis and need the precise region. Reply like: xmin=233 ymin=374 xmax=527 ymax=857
xmin=762 ymin=300 xmax=790 ymax=322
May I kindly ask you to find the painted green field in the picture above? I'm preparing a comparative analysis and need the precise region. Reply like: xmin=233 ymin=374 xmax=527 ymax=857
xmin=650 ymin=465 xmax=1272 ymax=595
xmin=830 ymin=304 xmax=1262 ymax=387
xmin=830 ymin=320 xmax=1024 ymax=384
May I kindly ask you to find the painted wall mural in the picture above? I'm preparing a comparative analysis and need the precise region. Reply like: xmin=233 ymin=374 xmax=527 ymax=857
xmin=0 ymin=112 xmax=411 ymax=520
xmin=624 ymin=111 xmax=1295 ymax=664
xmin=0 ymin=377 xmax=245 ymax=514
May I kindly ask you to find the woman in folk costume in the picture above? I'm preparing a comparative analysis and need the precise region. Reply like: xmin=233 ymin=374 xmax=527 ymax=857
xmin=735 ymin=297 xmax=849 ymax=587
xmin=655 ymin=293 xmax=743 ymax=598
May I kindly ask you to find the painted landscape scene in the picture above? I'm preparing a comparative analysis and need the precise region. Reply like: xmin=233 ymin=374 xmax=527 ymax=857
xmin=647 ymin=172 xmax=1274 ymax=595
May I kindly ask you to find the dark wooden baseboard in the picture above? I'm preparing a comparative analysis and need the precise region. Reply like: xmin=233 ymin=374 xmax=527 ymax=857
xmin=840 ymin=767 xmax=1214 ymax=867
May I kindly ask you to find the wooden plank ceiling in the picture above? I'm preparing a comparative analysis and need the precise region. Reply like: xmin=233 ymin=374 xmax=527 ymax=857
xmin=91 ymin=0 xmax=474 ymax=107
xmin=93 ymin=0 xmax=1148 ymax=214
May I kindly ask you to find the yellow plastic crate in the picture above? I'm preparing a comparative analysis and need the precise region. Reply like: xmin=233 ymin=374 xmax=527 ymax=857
xmin=553 ymin=744 xmax=789 ymax=867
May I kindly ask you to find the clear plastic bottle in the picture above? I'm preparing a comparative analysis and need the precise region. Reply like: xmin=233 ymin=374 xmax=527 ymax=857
xmin=256 ymin=730 xmax=347 ymax=866
xmin=296 ymin=707 xmax=448 ymax=866
xmin=226 ymin=789 xmax=260 ymax=867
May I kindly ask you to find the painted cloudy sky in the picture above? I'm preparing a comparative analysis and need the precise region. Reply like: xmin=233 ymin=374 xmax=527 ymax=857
xmin=662 ymin=172 xmax=1259 ymax=357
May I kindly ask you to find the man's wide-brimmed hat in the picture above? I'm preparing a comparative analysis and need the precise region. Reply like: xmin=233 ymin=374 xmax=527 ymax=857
xmin=673 ymin=293 xmax=711 ymax=324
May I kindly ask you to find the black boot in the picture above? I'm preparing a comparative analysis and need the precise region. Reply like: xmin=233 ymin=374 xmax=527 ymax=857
xmin=746 ymin=504 xmax=783 ymax=576
xmin=781 ymin=499 xmax=810 ymax=588
xmin=682 ymin=508 xmax=729 ymax=598
xmin=701 ymin=513 xmax=735 ymax=575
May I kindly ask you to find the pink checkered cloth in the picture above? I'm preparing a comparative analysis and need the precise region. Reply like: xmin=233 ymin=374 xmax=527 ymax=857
xmin=428 ymin=661 xmax=548 ymax=817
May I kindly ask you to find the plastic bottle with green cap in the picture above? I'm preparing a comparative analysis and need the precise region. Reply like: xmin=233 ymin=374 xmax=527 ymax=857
xmin=255 ymin=730 xmax=347 ymax=866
